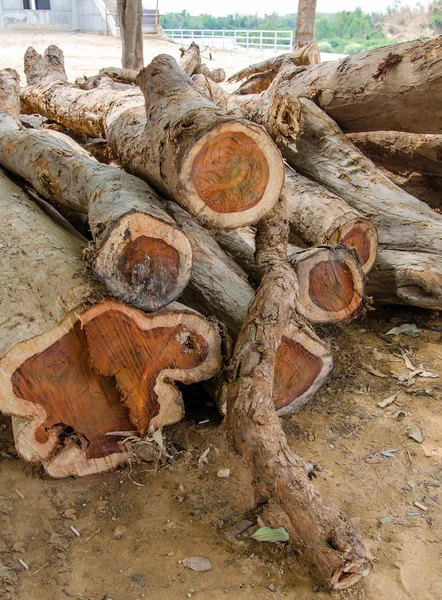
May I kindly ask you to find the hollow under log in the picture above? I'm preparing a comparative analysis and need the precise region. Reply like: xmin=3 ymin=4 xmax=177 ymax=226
xmin=0 ymin=168 xmax=222 ymax=478
xmin=21 ymin=46 xmax=284 ymax=230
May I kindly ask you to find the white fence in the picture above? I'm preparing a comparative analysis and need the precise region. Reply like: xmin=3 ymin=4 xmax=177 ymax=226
xmin=163 ymin=29 xmax=294 ymax=51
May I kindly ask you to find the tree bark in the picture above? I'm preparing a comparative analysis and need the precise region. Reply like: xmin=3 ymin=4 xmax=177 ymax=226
xmin=0 ymin=168 xmax=222 ymax=478
xmin=227 ymin=43 xmax=320 ymax=84
xmin=295 ymin=0 xmax=318 ymax=47
xmin=0 ymin=70 xmax=192 ymax=312
xmin=348 ymin=131 xmax=442 ymax=178
xmin=193 ymin=76 xmax=442 ymax=257
xmin=165 ymin=201 xmax=333 ymax=415
xmin=22 ymin=46 xmax=284 ymax=230
xmin=272 ymin=37 xmax=442 ymax=133
xmin=214 ymin=229 xmax=364 ymax=324
xmin=287 ymin=98 xmax=442 ymax=255
xmin=117 ymin=0 xmax=144 ymax=71
xmin=179 ymin=41 xmax=201 ymax=76
xmin=284 ymin=167 xmax=378 ymax=273
xmin=367 ymin=250 xmax=442 ymax=310
xmin=233 ymin=70 xmax=278 ymax=96
xmin=224 ymin=195 xmax=372 ymax=590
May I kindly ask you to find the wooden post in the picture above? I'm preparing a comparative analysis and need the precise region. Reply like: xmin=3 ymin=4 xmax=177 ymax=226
xmin=295 ymin=0 xmax=317 ymax=47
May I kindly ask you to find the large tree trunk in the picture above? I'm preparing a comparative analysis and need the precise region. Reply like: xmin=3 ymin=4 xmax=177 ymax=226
xmin=213 ymin=228 xmax=364 ymax=324
xmin=21 ymin=46 xmax=284 ymax=230
xmin=194 ymin=75 xmax=442 ymax=256
xmin=117 ymin=0 xmax=144 ymax=71
xmin=272 ymin=37 xmax=442 ymax=133
xmin=179 ymin=41 xmax=201 ymax=76
xmin=367 ymin=250 xmax=442 ymax=310
xmin=0 ymin=70 xmax=192 ymax=312
xmin=165 ymin=201 xmax=333 ymax=415
xmin=284 ymin=167 xmax=378 ymax=273
xmin=224 ymin=195 xmax=372 ymax=590
xmin=349 ymin=131 xmax=442 ymax=178
xmin=295 ymin=0 xmax=317 ymax=47
xmin=287 ymin=98 xmax=442 ymax=255
xmin=0 ymin=168 xmax=222 ymax=478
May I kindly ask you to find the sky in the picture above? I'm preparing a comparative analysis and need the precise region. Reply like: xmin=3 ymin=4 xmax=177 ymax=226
xmin=158 ymin=0 xmax=432 ymax=16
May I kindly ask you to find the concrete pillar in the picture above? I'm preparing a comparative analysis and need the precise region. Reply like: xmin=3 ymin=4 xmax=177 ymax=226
xmin=71 ymin=0 xmax=79 ymax=29
xmin=0 ymin=0 xmax=5 ymax=28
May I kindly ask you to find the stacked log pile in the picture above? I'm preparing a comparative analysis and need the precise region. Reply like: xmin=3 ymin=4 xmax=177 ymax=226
xmin=2 ymin=36 xmax=442 ymax=589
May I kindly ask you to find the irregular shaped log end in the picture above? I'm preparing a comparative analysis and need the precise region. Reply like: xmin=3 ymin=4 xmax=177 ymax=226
xmin=0 ymin=68 xmax=21 ymax=123
xmin=329 ymin=218 xmax=378 ymax=273
xmin=291 ymin=246 xmax=364 ymax=324
xmin=274 ymin=323 xmax=333 ymax=415
xmin=182 ymin=121 xmax=284 ymax=229
xmin=93 ymin=213 xmax=193 ymax=312
xmin=2 ymin=300 xmax=222 ymax=477
xmin=330 ymin=557 xmax=372 ymax=591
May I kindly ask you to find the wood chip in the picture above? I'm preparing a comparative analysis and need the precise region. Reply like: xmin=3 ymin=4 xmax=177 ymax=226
xmin=225 ymin=520 xmax=254 ymax=539
xmin=363 ymin=364 xmax=388 ymax=378
xmin=414 ymin=502 xmax=428 ymax=512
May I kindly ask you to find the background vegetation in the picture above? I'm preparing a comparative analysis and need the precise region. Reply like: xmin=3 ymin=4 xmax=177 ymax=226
xmin=161 ymin=1 xmax=441 ymax=54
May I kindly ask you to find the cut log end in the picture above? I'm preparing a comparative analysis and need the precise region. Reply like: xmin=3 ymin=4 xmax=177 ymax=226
xmin=274 ymin=323 xmax=333 ymax=415
xmin=93 ymin=213 xmax=192 ymax=311
xmin=3 ymin=300 xmax=221 ymax=478
xmin=330 ymin=558 xmax=372 ymax=590
xmin=182 ymin=121 xmax=284 ymax=228
xmin=291 ymin=246 xmax=364 ymax=324
xmin=328 ymin=218 xmax=378 ymax=273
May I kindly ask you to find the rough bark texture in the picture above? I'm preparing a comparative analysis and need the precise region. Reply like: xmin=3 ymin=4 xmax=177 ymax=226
xmin=193 ymin=75 xmax=442 ymax=256
xmin=274 ymin=36 xmax=442 ymax=133
xmin=199 ymin=64 xmax=226 ymax=83
xmin=117 ymin=0 xmax=144 ymax=71
xmin=349 ymin=131 xmax=442 ymax=178
xmin=367 ymin=250 xmax=442 ymax=310
xmin=165 ymin=201 xmax=333 ymax=414
xmin=22 ymin=47 xmax=284 ymax=230
xmin=295 ymin=0 xmax=318 ymax=47
xmin=224 ymin=195 xmax=372 ymax=590
xmin=179 ymin=42 xmax=201 ymax=76
xmin=227 ymin=43 xmax=321 ymax=84
xmin=233 ymin=70 xmax=278 ymax=96
xmin=99 ymin=66 xmax=138 ymax=83
xmin=0 ymin=70 xmax=192 ymax=312
xmin=0 ymin=168 xmax=222 ymax=478
xmin=288 ymin=99 xmax=442 ymax=255
xmin=284 ymin=167 xmax=378 ymax=273
xmin=0 ymin=68 xmax=20 ymax=123
xmin=214 ymin=229 xmax=364 ymax=324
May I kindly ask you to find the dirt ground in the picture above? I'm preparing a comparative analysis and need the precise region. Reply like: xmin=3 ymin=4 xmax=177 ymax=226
xmin=0 ymin=30 xmax=284 ymax=88
xmin=1 ymin=30 xmax=442 ymax=600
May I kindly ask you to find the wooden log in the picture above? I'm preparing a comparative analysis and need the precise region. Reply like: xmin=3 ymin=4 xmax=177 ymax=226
xmin=165 ymin=201 xmax=333 ymax=415
xmin=227 ymin=43 xmax=321 ymax=84
xmin=199 ymin=64 xmax=226 ymax=83
xmin=0 ymin=68 xmax=20 ymax=122
xmin=223 ymin=195 xmax=372 ymax=590
xmin=194 ymin=76 xmax=442 ymax=257
xmin=22 ymin=46 xmax=284 ymax=230
xmin=0 ymin=71 xmax=192 ymax=312
xmin=295 ymin=0 xmax=318 ymax=47
xmin=348 ymin=131 xmax=442 ymax=178
xmin=269 ymin=37 xmax=442 ymax=133
xmin=213 ymin=228 xmax=364 ymax=324
xmin=367 ymin=250 xmax=442 ymax=310
xmin=286 ymin=99 xmax=442 ymax=255
xmin=0 ymin=168 xmax=222 ymax=478
xmin=233 ymin=70 xmax=278 ymax=96
xmin=179 ymin=41 xmax=201 ymax=76
xmin=284 ymin=167 xmax=378 ymax=273
xmin=117 ymin=0 xmax=144 ymax=71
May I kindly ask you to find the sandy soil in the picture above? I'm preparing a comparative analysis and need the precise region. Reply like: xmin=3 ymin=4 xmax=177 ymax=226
xmin=1 ymin=31 xmax=442 ymax=600
xmin=0 ymin=30 xmax=285 ymax=86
